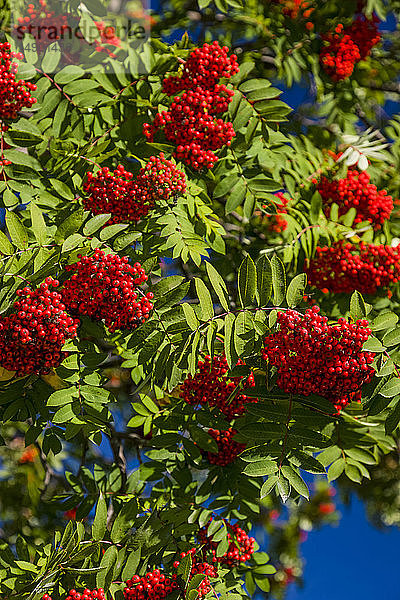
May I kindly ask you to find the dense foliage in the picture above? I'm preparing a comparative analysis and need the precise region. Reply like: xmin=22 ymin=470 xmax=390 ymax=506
xmin=1 ymin=0 xmax=400 ymax=598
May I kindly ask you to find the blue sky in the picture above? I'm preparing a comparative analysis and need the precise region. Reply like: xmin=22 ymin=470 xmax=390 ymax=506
xmin=286 ymin=496 xmax=400 ymax=600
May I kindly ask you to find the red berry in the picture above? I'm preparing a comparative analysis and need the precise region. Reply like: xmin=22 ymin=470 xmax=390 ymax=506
xmin=0 ymin=279 xmax=79 ymax=376
xmin=207 ymin=428 xmax=246 ymax=466
xmin=83 ymin=154 xmax=186 ymax=225
xmin=198 ymin=519 xmax=255 ymax=566
xmin=61 ymin=250 xmax=153 ymax=333
xmin=262 ymin=306 xmax=375 ymax=412
xmin=180 ymin=354 xmax=258 ymax=419
xmin=0 ymin=42 xmax=37 ymax=120
xmin=306 ymin=240 xmax=400 ymax=295
xmin=318 ymin=169 xmax=393 ymax=229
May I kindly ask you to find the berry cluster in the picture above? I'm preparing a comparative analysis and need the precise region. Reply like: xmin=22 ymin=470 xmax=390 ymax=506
xmin=180 ymin=354 xmax=258 ymax=419
xmin=83 ymin=154 xmax=186 ymax=225
xmin=95 ymin=21 xmax=121 ymax=57
xmin=61 ymin=250 xmax=153 ymax=332
xmin=306 ymin=240 xmax=400 ymax=295
xmin=347 ymin=14 xmax=381 ymax=60
xmin=124 ymin=551 xmax=217 ymax=600
xmin=0 ymin=278 xmax=79 ymax=377
xmin=207 ymin=428 xmax=246 ymax=466
xmin=43 ymin=589 xmax=105 ymax=600
xmin=320 ymin=25 xmax=361 ymax=81
xmin=173 ymin=548 xmax=218 ymax=596
xmin=262 ymin=306 xmax=375 ymax=411
xmin=320 ymin=15 xmax=380 ymax=81
xmin=0 ymin=42 xmax=37 ymax=120
xmin=198 ymin=519 xmax=255 ymax=566
xmin=15 ymin=0 xmax=70 ymax=55
xmin=277 ymin=0 xmax=314 ymax=26
xmin=263 ymin=192 xmax=289 ymax=233
xmin=318 ymin=169 xmax=393 ymax=228
xmin=124 ymin=570 xmax=179 ymax=600
xmin=144 ymin=42 xmax=238 ymax=170
xmin=18 ymin=445 xmax=39 ymax=464
xmin=162 ymin=42 xmax=239 ymax=95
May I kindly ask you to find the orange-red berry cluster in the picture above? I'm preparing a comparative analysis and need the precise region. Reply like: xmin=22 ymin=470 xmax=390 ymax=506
xmin=318 ymin=169 xmax=393 ymax=229
xmin=198 ymin=519 xmax=255 ymax=566
xmin=15 ymin=0 xmax=70 ymax=55
xmin=0 ymin=42 xmax=37 ymax=120
xmin=61 ymin=250 xmax=153 ymax=333
xmin=124 ymin=550 xmax=217 ymax=600
xmin=43 ymin=589 xmax=105 ymax=600
xmin=320 ymin=15 xmax=380 ymax=81
xmin=94 ymin=21 xmax=121 ymax=57
xmin=207 ymin=427 xmax=246 ymax=466
xmin=262 ymin=306 xmax=375 ymax=411
xmin=263 ymin=192 xmax=289 ymax=233
xmin=0 ymin=278 xmax=79 ymax=377
xmin=144 ymin=42 xmax=239 ymax=170
xmin=180 ymin=354 xmax=257 ymax=420
xmin=181 ymin=354 xmax=257 ymax=464
xmin=83 ymin=154 xmax=186 ymax=225
xmin=124 ymin=570 xmax=179 ymax=600
xmin=306 ymin=240 xmax=400 ymax=295
xmin=278 ymin=0 xmax=314 ymax=26
xmin=173 ymin=548 xmax=218 ymax=596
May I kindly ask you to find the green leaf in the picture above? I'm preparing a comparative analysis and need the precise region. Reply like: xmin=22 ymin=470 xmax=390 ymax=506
xmin=327 ymin=458 xmax=345 ymax=482
xmin=371 ymin=312 xmax=399 ymax=332
xmin=96 ymin=545 xmax=118 ymax=588
xmin=122 ymin=549 xmax=141 ymax=582
xmin=271 ymin=255 xmax=286 ymax=306
xmin=385 ymin=399 xmax=400 ymax=434
xmin=83 ymin=214 xmax=112 ymax=235
xmin=41 ymin=43 xmax=61 ymax=73
xmin=380 ymin=377 xmax=400 ymax=398
xmin=206 ymin=262 xmax=229 ymax=311
xmin=281 ymin=465 xmax=309 ymax=499
xmin=260 ymin=475 xmax=279 ymax=498
xmin=177 ymin=553 xmax=192 ymax=587
xmin=55 ymin=209 xmax=85 ymax=243
xmin=242 ymin=460 xmax=278 ymax=477
xmin=350 ymin=291 xmax=366 ymax=320
xmin=382 ymin=328 xmax=400 ymax=347
xmin=286 ymin=273 xmax=307 ymax=308
xmin=111 ymin=499 xmax=137 ymax=542
xmin=256 ymin=255 xmax=272 ymax=307
xmin=6 ymin=212 xmax=28 ymax=250
xmin=0 ymin=230 xmax=14 ymax=255
xmin=30 ymin=203 xmax=47 ymax=245
xmin=195 ymin=278 xmax=214 ymax=321
xmin=238 ymin=255 xmax=257 ymax=308
xmin=92 ymin=496 xmax=107 ymax=540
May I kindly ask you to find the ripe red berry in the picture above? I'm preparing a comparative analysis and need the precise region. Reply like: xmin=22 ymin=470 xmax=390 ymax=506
xmin=174 ymin=549 xmax=218 ymax=596
xmin=320 ymin=16 xmax=380 ymax=81
xmin=262 ymin=192 xmax=290 ymax=233
xmin=144 ymin=42 xmax=238 ymax=171
xmin=83 ymin=154 xmax=186 ymax=225
xmin=42 ymin=588 xmax=106 ymax=600
xmin=207 ymin=428 xmax=246 ymax=466
xmin=162 ymin=41 xmax=239 ymax=95
xmin=0 ymin=278 xmax=79 ymax=377
xmin=61 ymin=250 xmax=153 ymax=332
xmin=0 ymin=42 xmax=37 ymax=120
xmin=198 ymin=519 xmax=255 ymax=566
xmin=262 ymin=306 xmax=375 ymax=412
xmin=318 ymin=170 xmax=393 ymax=229
xmin=306 ymin=240 xmax=400 ymax=295
xmin=180 ymin=354 xmax=258 ymax=420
